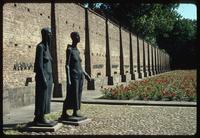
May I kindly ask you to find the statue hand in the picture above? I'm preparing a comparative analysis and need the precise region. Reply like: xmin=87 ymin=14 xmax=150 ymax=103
xmin=68 ymin=80 xmax=71 ymax=85
xmin=86 ymin=75 xmax=91 ymax=82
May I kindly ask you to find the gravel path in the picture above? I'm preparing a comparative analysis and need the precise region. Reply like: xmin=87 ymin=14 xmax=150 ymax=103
xmin=4 ymin=104 xmax=196 ymax=135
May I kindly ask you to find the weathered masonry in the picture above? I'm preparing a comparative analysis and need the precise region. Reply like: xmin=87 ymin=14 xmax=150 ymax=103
xmin=3 ymin=3 xmax=170 ymax=114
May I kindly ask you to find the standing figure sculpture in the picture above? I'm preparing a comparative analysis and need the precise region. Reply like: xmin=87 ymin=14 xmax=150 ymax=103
xmin=60 ymin=32 xmax=91 ymax=121
xmin=33 ymin=27 xmax=56 ymax=126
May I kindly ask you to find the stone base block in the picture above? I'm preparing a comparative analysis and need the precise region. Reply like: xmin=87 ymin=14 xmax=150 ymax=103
xmin=138 ymin=72 xmax=144 ymax=79
xmin=143 ymin=71 xmax=148 ymax=77
xmin=61 ymin=118 xmax=91 ymax=126
xmin=131 ymin=73 xmax=136 ymax=80
xmin=23 ymin=122 xmax=63 ymax=132
xmin=87 ymin=77 xmax=108 ymax=90
xmin=107 ymin=75 xmax=121 ymax=85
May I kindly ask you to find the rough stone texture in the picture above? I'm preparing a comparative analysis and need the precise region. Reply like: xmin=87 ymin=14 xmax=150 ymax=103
xmin=87 ymin=10 xmax=107 ymax=89
xmin=107 ymin=20 xmax=121 ymax=83
xmin=88 ymin=10 xmax=106 ymax=79
xmin=138 ymin=37 xmax=144 ymax=78
xmin=24 ymin=123 xmax=63 ymax=132
xmin=3 ymin=3 xmax=170 ymax=112
xmin=153 ymin=46 xmax=157 ymax=74
xmin=148 ymin=44 xmax=153 ymax=75
xmin=4 ymin=104 xmax=197 ymax=135
xmin=131 ymin=34 xmax=138 ymax=79
xmin=121 ymin=28 xmax=131 ymax=82
xmin=55 ymin=3 xmax=85 ymax=85
xmin=144 ymin=41 xmax=149 ymax=76
xmin=3 ymin=3 xmax=51 ymax=113
xmin=3 ymin=3 xmax=51 ymax=88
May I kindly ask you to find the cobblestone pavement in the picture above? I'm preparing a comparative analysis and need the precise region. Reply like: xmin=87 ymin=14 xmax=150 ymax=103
xmin=4 ymin=104 xmax=196 ymax=135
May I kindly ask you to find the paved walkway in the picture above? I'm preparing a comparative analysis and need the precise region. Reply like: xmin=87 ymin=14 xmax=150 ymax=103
xmin=3 ymin=88 xmax=197 ymax=135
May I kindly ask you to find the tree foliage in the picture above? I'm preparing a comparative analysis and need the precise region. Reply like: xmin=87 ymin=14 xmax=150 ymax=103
xmin=80 ymin=2 xmax=197 ymax=69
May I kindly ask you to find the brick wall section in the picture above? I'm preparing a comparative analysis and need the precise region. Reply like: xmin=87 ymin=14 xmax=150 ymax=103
xmin=148 ymin=44 xmax=152 ymax=74
xmin=3 ymin=3 xmax=51 ymax=114
xmin=121 ymin=29 xmax=130 ymax=74
xmin=88 ymin=10 xmax=106 ymax=78
xmin=144 ymin=41 xmax=148 ymax=74
xmin=3 ymin=3 xmax=51 ymax=89
xmin=55 ymin=3 xmax=85 ymax=84
xmin=3 ymin=3 xmax=170 ymax=113
xmin=107 ymin=20 xmax=120 ymax=76
xmin=131 ymin=34 xmax=137 ymax=73
xmin=138 ymin=37 xmax=143 ymax=73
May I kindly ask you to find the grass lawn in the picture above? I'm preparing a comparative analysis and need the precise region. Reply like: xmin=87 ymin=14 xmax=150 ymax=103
xmin=101 ymin=70 xmax=196 ymax=102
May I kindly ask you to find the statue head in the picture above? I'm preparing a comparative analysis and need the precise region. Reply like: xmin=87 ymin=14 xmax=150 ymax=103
xmin=70 ymin=32 xmax=80 ymax=44
xmin=41 ymin=27 xmax=52 ymax=46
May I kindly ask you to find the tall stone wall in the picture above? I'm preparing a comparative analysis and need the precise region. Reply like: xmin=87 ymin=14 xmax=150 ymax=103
xmin=131 ymin=33 xmax=138 ymax=79
xmin=143 ymin=41 xmax=148 ymax=77
xmin=107 ymin=20 xmax=121 ymax=84
xmin=87 ymin=9 xmax=107 ymax=88
xmin=138 ymin=37 xmax=144 ymax=78
xmin=3 ymin=3 xmax=51 ymax=114
xmin=3 ymin=3 xmax=170 ymax=114
xmin=55 ymin=3 xmax=86 ymax=94
xmin=121 ymin=28 xmax=131 ymax=82
xmin=147 ymin=44 xmax=152 ymax=76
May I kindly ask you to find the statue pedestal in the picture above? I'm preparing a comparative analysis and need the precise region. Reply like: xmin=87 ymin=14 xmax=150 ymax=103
xmin=60 ymin=116 xmax=91 ymax=126
xmin=23 ymin=122 xmax=62 ymax=132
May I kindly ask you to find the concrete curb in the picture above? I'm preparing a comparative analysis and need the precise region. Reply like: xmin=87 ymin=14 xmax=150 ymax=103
xmin=51 ymin=98 xmax=197 ymax=107
xmin=81 ymin=99 xmax=196 ymax=107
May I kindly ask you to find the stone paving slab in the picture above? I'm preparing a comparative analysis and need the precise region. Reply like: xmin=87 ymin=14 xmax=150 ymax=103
xmin=3 ymin=104 xmax=197 ymax=135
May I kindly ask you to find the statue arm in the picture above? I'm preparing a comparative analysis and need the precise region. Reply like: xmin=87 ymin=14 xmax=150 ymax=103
xmin=83 ymin=70 xmax=91 ymax=81
xmin=66 ymin=48 xmax=72 ymax=85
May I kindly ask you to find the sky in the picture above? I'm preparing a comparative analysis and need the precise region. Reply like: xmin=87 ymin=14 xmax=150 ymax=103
xmin=176 ymin=4 xmax=197 ymax=20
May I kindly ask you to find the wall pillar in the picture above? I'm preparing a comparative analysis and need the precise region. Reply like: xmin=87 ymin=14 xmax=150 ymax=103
xmin=51 ymin=1 xmax=62 ymax=97
xmin=137 ymin=35 xmax=142 ymax=78
xmin=129 ymin=31 xmax=135 ymax=80
xmin=85 ymin=8 xmax=95 ymax=90
xmin=119 ymin=25 xmax=126 ymax=82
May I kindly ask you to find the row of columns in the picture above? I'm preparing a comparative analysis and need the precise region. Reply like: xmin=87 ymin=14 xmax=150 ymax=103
xmin=84 ymin=8 xmax=170 ymax=90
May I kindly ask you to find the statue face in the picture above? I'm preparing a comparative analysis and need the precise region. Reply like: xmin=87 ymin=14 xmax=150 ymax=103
xmin=75 ymin=33 xmax=80 ymax=43
xmin=71 ymin=32 xmax=80 ymax=44
xmin=41 ymin=27 xmax=52 ymax=46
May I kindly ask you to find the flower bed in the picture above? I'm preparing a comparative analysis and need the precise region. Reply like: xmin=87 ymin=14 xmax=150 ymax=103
xmin=101 ymin=70 xmax=196 ymax=101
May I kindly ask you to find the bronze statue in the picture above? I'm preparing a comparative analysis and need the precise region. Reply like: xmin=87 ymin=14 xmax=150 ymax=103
xmin=33 ymin=27 xmax=56 ymax=126
xmin=60 ymin=32 xmax=91 ymax=121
